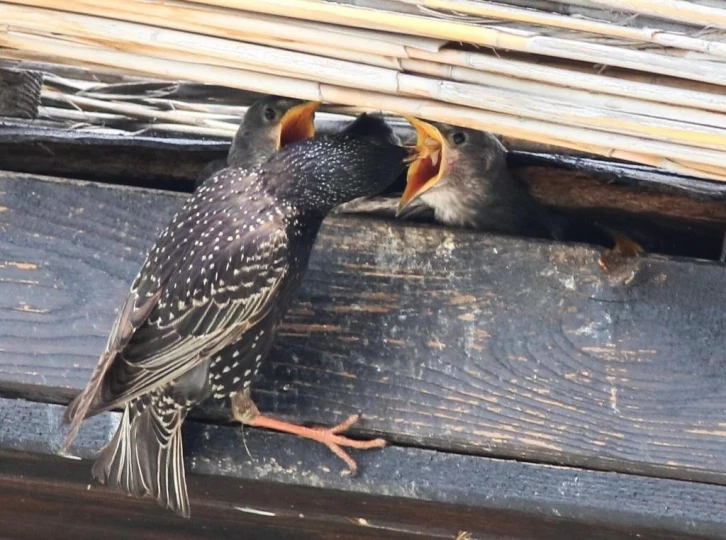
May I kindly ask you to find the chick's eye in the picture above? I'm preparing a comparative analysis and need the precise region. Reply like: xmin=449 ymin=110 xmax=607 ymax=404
xmin=264 ymin=107 xmax=277 ymax=121
xmin=451 ymin=132 xmax=467 ymax=145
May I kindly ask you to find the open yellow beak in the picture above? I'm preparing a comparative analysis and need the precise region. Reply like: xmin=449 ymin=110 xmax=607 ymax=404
xmin=278 ymin=101 xmax=320 ymax=148
xmin=398 ymin=117 xmax=447 ymax=214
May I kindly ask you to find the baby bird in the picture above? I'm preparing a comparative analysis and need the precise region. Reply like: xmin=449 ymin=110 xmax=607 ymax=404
xmin=401 ymin=118 xmax=643 ymax=276
xmin=195 ymin=95 xmax=319 ymax=186
xmin=400 ymin=118 xmax=560 ymax=238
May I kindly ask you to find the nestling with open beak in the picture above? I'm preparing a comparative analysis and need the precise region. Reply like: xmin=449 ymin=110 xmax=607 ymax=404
xmin=195 ymin=95 xmax=319 ymax=186
xmin=401 ymin=118 xmax=560 ymax=238
xmin=401 ymin=117 xmax=643 ymax=277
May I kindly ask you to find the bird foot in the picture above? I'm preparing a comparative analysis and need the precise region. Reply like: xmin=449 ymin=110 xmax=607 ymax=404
xmin=249 ymin=413 xmax=386 ymax=475
xmin=230 ymin=392 xmax=385 ymax=475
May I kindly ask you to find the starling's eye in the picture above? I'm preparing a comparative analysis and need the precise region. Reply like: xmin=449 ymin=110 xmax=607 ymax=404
xmin=451 ymin=131 xmax=467 ymax=146
xmin=263 ymin=107 xmax=277 ymax=121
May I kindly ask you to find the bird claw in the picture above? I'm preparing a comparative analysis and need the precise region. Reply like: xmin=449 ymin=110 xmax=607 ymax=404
xmin=238 ymin=407 xmax=386 ymax=475
xmin=310 ymin=414 xmax=387 ymax=475
xmin=231 ymin=392 xmax=385 ymax=474
xmin=324 ymin=413 xmax=361 ymax=434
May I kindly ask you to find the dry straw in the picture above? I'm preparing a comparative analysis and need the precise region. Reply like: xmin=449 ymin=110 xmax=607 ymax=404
xmin=2 ymin=0 xmax=726 ymax=180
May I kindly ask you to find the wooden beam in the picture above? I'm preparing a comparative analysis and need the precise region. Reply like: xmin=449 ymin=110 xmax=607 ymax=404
xmin=2 ymin=171 xmax=726 ymax=488
xmin=0 ymin=397 xmax=724 ymax=539
xmin=0 ymin=68 xmax=43 ymax=119
xmin=0 ymin=127 xmax=226 ymax=189
xmin=0 ymin=128 xmax=724 ymax=261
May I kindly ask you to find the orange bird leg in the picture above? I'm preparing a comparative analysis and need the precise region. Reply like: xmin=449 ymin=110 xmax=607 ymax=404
xmin=231 ymin=391 xmax=386 ymax=475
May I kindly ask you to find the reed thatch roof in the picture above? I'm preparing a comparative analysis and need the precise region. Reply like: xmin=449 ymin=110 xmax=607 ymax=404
xmin=2 ymin=0 xmax=726 ymax=180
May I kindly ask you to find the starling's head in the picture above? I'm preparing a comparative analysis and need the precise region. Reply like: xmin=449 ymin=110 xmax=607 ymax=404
xmin=265 ymin=113 xmax=409 ymax=213
xmin=228 ymin=95 xmax=319 ymax=168
xmin=398 ymin=118 xmax=508 ymax=216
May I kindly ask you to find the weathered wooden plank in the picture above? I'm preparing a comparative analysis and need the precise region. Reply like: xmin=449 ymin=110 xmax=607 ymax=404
xmin=1 ymin=127 xmax=724 ymax=260
xmin=0 ymin=129 xmax=226 ymax=189
xmin=0 ymin=125 xmax=720 ymax=205
xmin=0 ymin=68 xmax=43 ymax=119
xmin=2 ymin=171 xmax=726 ymax=487
xmin=0 ymin=119 xmax=407 ymax=191
xmin=0 ymin=123 xmax=725 ymax=203
xmin=514 ymin=151 xmax=726 ymax=200
xmin=0 ymin=397 xmax=724 ymax=539
xmin=520 ymin=163 xmax=726 ymax=260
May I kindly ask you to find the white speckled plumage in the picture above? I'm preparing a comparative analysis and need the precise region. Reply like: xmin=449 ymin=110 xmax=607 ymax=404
xmin=62 ymin=112 xmax=407 ymax=518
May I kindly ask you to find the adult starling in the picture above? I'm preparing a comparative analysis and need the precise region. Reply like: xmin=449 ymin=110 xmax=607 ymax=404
xmin=62 ymin=113 xmax=409 ymax=518
xmin=194 ymin=95 xmax=319 ymax=186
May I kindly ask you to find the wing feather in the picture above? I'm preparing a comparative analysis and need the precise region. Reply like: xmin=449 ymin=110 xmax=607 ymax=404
xmin=99 ymin=220 xmax=289 ymax=412
xmin=64 ymin=169 xmax=291 ymax=447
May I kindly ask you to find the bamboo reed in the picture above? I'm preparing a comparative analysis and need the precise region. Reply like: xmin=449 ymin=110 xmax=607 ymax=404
xmin=399 ymin=0 xmax=726 ymax=58
xmin=408 ymin=49 xmax=726 ymax=114
xmin=400 ymin=58 xmax=726 ymax=128
xmin=6 ymin=3 xmax=726 ymax=152
xmin=196 ymin=0 xmax=726 ymax=85
xmin=554 ymin=0 xmax=726 ymax=31
xmin=43 ymin=90 xmax=238 ymax=129
xmin=2 ymin=0 xmax=726 ymax=182
xmin=5 ymin=31 xmax=726 ymax=182
xmin=8 ymin=0 xmax=726 ymax=112
xmin=11 ymin=0 xmax=725 ymax=85
xmin=1 ymin=0 xmax=442 ymax=58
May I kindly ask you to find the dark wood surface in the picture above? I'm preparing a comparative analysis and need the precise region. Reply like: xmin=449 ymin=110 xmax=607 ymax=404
xmin=0 ymin=68 xmax=42 ymax=119
xmin=1 ymin=127 xmax=725 ymax=260
xmin=0 ymin=128 xmax=225 ymax=189
xmin=3 ymin=170 xmax=726 ymax=495
xmin=1 ymin=397 xmax=725 ymax=539
xmin=0 ymin=123 xmax=725 ymax=209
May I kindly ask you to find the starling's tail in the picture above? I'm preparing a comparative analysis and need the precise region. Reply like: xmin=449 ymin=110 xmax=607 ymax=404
xmin=92 ymin=399 xmax=190 ymax=518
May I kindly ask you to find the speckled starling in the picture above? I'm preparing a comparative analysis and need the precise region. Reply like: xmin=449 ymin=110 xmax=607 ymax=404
xmin=62 ymin=113 xmax=409 ymax=518
xmin=195 ymin=95 xmax=319 ymax=186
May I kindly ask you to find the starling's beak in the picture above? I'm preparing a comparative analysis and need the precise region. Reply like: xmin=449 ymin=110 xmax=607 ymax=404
xmin=398 ymin=117 xmax=447 ymax=215
xmin=278 ymin=101 xmax=320 ymax=148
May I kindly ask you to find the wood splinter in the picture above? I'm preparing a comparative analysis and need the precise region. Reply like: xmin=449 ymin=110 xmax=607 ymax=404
xmin=597 ymin=229 xmax=644 ymax=285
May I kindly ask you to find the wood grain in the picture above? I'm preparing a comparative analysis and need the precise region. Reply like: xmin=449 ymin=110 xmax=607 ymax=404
xmin=1 ymin=127 xmax=726 ymax=235
xmin=0 ymin=68 xmax=42 ymax=119
xmin=1 ymin=397 xmax=725 ymax=539
xmin=525 ymin=166 xmax=726 ymax=223
xmin=0 ymin=118 xmax=407 ymax=191
xmin=0 ymin=128 xmax=225 ymax=189
xmin=2 ymin=171 xmax=726 ymax=487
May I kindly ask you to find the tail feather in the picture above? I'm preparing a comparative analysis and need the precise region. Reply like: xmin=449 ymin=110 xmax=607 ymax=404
xmin=62 ymin=351 xmax=115 ymax=451
xmin=63 ymin=288 xmax=162 ymax=451
xmin=92 ymin=399 xmax=190 ymax=518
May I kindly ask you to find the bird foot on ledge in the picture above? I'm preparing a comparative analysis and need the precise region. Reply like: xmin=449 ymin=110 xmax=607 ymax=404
xmin=231 ymin=391 xmax=386 ymax=475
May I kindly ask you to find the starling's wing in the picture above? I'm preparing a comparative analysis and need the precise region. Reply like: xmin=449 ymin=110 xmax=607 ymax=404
xmin=107 ymin=216 xmax=289 ymax=406
xmin=63 ymin=171 xmax=289 ymax=445
xmin=61 ymin=284 xmax=162 ymax=449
